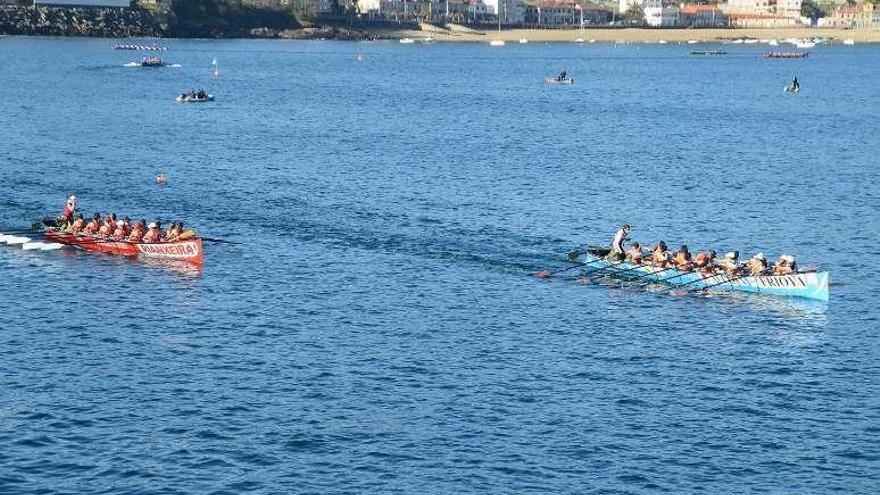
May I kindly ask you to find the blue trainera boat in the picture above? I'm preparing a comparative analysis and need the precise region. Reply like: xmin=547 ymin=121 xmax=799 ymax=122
xmin=581 ymin=254 xmax=829 ymax=302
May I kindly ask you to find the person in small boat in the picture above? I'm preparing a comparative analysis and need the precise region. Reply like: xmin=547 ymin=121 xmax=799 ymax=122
xmin=651 ymin=241 xmax=670 ymax=267
xmin=718 ymin=251 xmax=740 ymax=275
xmin=69 ymin=213 xmax=86 ymax=234
xmin=559 ymin=70 xmax=567 ymax=81
xmin=746 ymin=252 xmax=768 ymax=276
xmin=627 ymin=242 xmax=643 ymax=264
xmin=610 ymin=224 xmax=631 ymax=260
xmin=142 ymin=222 xmax=161 ymax=243
xmin=792 ymin=76 xmax=799 ymax=91
xmin=673 ymin=245 xmax=692 ymax=270
xmin=773 ymin=255 xmax=797 ymax=275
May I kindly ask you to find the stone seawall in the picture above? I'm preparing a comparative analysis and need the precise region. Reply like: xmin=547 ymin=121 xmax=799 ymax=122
xmin=0 ymin=5 xmax=163 ymax=37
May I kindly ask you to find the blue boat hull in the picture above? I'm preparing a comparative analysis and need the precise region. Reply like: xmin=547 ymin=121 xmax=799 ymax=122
xmin=585 ymin=259 xmax=830 ymax=302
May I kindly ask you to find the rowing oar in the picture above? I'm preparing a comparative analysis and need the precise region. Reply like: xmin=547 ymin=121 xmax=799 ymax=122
xmin=618 ymin=264 xmax=678 ymax=284
xmin=688 ymin=272 xmax=753 ymax=294
xmin=534 ymin=257 xmax=609 ymax=278
xmin=200 ymin=237 xmax=241 ymax=245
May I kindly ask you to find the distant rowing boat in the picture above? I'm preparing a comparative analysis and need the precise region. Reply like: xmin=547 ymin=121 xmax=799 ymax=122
xmin=690 ymin=50 xmax=727 ymax=56
xmin=582 ymin=248 xmax=829 ymax=301
xmin=545 ymin=76 xmax=574 ymax=85
xmin=764 ymin=51 xmax=809 ymax=59
xmin=113 ymin=43 xmax=166 ymax=51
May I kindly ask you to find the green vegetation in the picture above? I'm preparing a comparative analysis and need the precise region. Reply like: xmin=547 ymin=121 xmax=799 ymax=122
xmin=801 ymin=0 xmax=826 ymax=20
xmin=619 ymin=4 xmax=647 ymax=27
xmin=169 ymin=0 xmax=301 ymax=37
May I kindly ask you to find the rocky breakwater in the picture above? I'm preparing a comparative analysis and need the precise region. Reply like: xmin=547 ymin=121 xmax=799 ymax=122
xmin=0 ymin=5 xmax=163 ymax=37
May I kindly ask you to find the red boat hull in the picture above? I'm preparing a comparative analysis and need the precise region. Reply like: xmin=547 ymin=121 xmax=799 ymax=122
xmin=44 ymin=231 xmax=203 ymax=265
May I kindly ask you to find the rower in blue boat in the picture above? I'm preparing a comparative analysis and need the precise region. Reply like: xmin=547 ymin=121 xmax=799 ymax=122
xmin=746 ymin=252 xmax=768 ymax=275
xmin=627 ymin=242 xmax=644 ymax=264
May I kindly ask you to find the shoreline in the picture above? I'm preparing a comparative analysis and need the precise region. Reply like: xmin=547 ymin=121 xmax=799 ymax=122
xmin=390 ymin=27 xmax=880 ymax=44
xmin=3 ymin=26 xmax=880 ymax=44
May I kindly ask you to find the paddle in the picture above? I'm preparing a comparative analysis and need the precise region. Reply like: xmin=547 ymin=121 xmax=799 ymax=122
xmin=619 ymin=264 xmax=677 ymax=284
xmin=689 ymin=272 xmax=754 ymax=293
xmin=200 ymin=237 xmax=241 ymax=245
xmin=534 ymin=257 xmax=608 ymax=278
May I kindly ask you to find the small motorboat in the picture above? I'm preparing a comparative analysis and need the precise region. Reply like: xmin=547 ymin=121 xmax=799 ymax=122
xmin=546 ymin=76 xmax=574 ymax=85
xmin=141 ymin=56 xmax=166 ymax=67
xmin=176 ymin=92 xmax=215 ymax=103
xmin=519 ymin=38 xmax=528 ymax=44
xmin=784 ymin=85 xmax=800 ymax=93
xmin=399 ymin=38 xmax=415 ymax=44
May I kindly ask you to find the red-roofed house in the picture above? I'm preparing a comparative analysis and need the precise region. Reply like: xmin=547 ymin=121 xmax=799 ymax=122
xmin=679 ymin=3 xmax=727 ymax=27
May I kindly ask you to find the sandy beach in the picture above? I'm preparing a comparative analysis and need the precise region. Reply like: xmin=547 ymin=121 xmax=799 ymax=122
xmin=392 ymin=26 xmax=880 ymax=43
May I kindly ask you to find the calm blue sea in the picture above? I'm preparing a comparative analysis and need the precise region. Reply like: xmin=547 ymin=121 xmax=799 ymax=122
xmin=1 ymin=37 xmax=878 ymax=494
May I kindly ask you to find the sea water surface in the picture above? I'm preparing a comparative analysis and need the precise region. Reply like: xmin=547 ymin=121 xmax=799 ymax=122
xmin=0 ymin=37 xmax=878 ymax=494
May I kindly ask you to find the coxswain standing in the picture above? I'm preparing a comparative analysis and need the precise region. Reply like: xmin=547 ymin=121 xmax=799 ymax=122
xmin=59 ymin=195 xmax=77 ymax=228
xmin=610 ymin=224 xmax=631 ymax=260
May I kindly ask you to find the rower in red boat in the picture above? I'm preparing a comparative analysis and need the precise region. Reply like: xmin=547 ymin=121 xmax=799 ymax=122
xmin=98 ymin=216 xmax=114 ymax=237
xmin=83 ymin=213 xmax=101 ymax=235
xmin=128 ymin=220 xmax=145 ymax=242
xmin=69 ymin=214 xmax=86 ymax=234
xmin=112 ymin=220 xmax=127 ymax=239
xmin=142 ymin=222 xmax=161 ymax=243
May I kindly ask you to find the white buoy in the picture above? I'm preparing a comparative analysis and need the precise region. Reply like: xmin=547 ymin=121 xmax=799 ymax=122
xmin=22 ymin=242 xmax=43 ymax=250
xmin=40 ymin=243 xmax=64 ymax=250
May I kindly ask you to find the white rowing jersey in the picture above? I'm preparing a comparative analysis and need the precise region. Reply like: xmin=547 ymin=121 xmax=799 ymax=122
xmin=611 ymin=228 xmax=627 ymax=254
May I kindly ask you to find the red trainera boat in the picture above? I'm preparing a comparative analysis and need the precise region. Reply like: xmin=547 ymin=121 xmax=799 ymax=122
xmin=44 ymin=231 xmax=203 ymax=265
xmin=763 ymin=51 xmax=809 ymax=59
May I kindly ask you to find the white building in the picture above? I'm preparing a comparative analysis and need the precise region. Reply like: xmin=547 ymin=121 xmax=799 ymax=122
xmin=484 ymin=0 xmax=525 ymax=22
xmin=643 ymin=0 xmax=679 ymax=26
